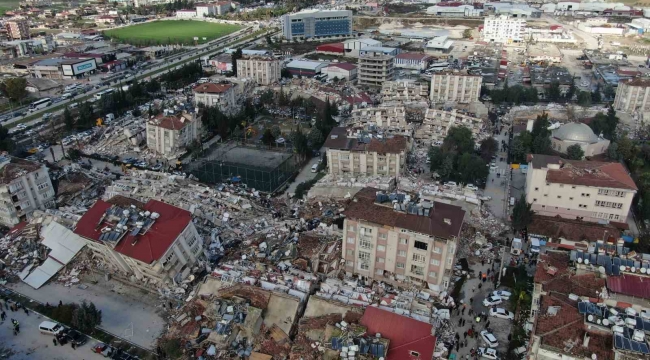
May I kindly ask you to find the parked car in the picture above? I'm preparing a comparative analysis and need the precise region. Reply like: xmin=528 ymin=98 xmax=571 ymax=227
xmin=489 ymin=307 xmax=514 ymax=320
xmin=480 ymin=330 xmax=499 ymax=348
xmin=444 ymin=181 xmax=457 ymax=188
xmin=478 ymin=347 xmax=498 ymax=359
xmin=482 ymin=295 xmax=503 ymax=307
xmin=466 ymin=184 xmax=478 ymax=191
xmin=63 ymin=328 xmax=87 ymax=346
xmin=91 ymin=342 xmax=113 ymax=357
xmin=38 ymin=321 xmax=64 ymax=336
xmin=492 ymin=290 xmax=512 ymax=300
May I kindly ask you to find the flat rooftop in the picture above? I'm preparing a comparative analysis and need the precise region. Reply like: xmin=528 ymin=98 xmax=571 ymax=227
xmin=206 ymin=146 xmax=292 ymax=170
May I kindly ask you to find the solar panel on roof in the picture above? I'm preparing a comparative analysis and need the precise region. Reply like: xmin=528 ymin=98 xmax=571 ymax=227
xmin=578 ymin=302 xmax=587 ymax=314
xmin=331 ymin=338 xmax=340 ymax=350
xmin=570 ymin=251 xmax=577 ymax=261
xmin=590 ymin=254 xmax=598 ymax=263
xmin=639 ymin=343 xmax=650 ymax=354
xmin=377 ymin=344 xmax=385 ymax=355
xmin=613 ymin=266 xmax=621 ymax=276
xmin=576 ymin=252 xmax=584 ymax=260
xmin=615 ymin=334 xmax=624 ymax=349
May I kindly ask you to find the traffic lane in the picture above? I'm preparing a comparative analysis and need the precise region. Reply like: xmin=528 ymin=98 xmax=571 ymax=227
xmin=0 ymin=310 xmax=105 ymax=360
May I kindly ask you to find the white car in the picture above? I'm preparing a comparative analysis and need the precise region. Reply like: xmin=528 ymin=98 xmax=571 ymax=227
xmin=275 ymin=137 xmax=285 ymax=144
xmin=478 ymin=347 xmax=498 ymax=360
xmin=489 ymin=307 xmax=514 ymax=320
xmin=492 ymin=290 xmax=512 ymax=300
xmin=444 ymin=181 xmax=457 ymax=188
xmin=466 ymin=184 xmax=478 ymax=191
xmin=480 ymin=330 xmax=499 ymax=348
xmin=483 ymin=295 xmax=503 ymax=307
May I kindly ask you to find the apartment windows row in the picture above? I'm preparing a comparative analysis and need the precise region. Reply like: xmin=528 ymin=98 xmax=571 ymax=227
xmin=593 ymin=212 xmax=621 ymax=221
xmin=595 ymin=200 xmax=623 ymax=209
xmin=598 ymin=189 xmax=626 ymax=197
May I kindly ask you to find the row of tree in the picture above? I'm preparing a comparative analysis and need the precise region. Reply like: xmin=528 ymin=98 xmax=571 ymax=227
xmin=485 ymin=79 xmax=616 ymax=106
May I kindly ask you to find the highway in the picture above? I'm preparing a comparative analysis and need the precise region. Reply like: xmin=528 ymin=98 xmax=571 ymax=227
xmin=2 ymin=26 xmax=278 ymax=131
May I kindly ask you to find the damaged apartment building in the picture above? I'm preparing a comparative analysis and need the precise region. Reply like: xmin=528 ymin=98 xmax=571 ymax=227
xmin=342 ymin=187 xmax=466 ymax=291
xmin=415 ymin=108 xmax=485 ymax=144
xmin=323 ymin=127 xmax=410 ymax=178
xmin=74 ymin=195 xmax=204 ymax=286
xmin=380 ymin=80 xmax=429 ymax=103
xmin=350 ymin=105 xmax=407 ymax=129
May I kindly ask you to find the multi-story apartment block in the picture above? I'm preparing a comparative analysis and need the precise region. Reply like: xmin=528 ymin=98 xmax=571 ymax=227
xmin=193 ymin=82 xmax=237 ymax=115
xmin=0 ymin=156 xmax=55 ymax=227
xmin=613 ymin=78 xmax=650 ymax=113
xmin=483 ymin=15 xmax=526 ymax=43
xmin=358 ymin=52 xmax=395 ymax=87
xmin=381 ymin=81 xmax=429 ymax=102
xmin=5 ymin=20 xmax=30 ymax=40
xmin=430 ymin=72 xmax=482 ymax=103
xmin=415 ymin=108 xmax=484 ymax=142
xmin=281 ymin=10 xmax=352 ymax=41
xmin=146 ymin=112 xmax=201 ymax=156
xmin=324 ymin=127 xmax=409 ymax=177
xmin=195 ymin=3 xmax=215 ymax=17
xmin=74 ymin=196 xmax=204 ymax=284
xmin=236 ymin=56 xmax=281 ymax=85
xmin=342 ymin=188 xmax=466 ymax=291
xmin=526 ymin=154 xmax=637 ymax=224
xmin=350 ymin=105 xmax=407 ymax=128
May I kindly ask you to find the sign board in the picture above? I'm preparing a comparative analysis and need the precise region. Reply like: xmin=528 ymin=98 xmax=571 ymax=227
xmin=61 ymin=59 xmax=97 ymax=76
xmin=194 ymin=37 xmax=199 ymax=41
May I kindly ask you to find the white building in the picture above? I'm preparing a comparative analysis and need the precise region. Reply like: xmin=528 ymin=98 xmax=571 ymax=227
xmin=483 ymin=15 xmax=527 ymax=43
xmin=176 ymin=9 xmax=197 ymax=18
xmin=350 ymin=105 xmax=407 ymax=128
xmin=321 ymin=63 xmax=357 ymax=80
xmin=146 ymin=112 xmax=201 ymax=156
xmin=343 ymin=38 xmax=382 ymax=57
xmin=426 ymin=4 xmax=483 ymax=17
xmin=195 ymin=3 xmax=215 ymax=17
xmin=550 ymin=123 xmax=610 ymax=158
xmin=0 ymin=156 xmax=55 ymax=227
xmin=526 ymin=154 xmax=637 ymax=224
xmin=215 ymin=1 xmax=231 ymax=15
xmin=425 ymin=36 xmax=454 ymax=53
xmin=236 ymin=56 xmax=281 ymax=85
xmin=193 ymin=82 xmax=237 ymax=115
xmin=74 ymin=197 xmax=204 ymax=285
xmin=613 ymin=78 xmax=650 ymax=113
xmin=394 ymin=52 xmax=432 ymax=70
xmin=281 ymin=9 xmax=353 ymax=41
xmin=430 ymin=72 xmax=482 ymax=104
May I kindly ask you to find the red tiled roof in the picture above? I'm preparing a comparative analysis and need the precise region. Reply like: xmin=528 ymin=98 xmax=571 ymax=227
xmin=316 ymin=43 xmax=345 ymax=53
xmin=528 ymin=215 xmax=621 ymax=242
xmin=550 ymin=25 xmax=562 ymax=30
xmin=534 ymin=252 xmax=571 ymax=284
xmin=395 ymin=52 xmax=431 ymax=61
xmin=607 ymin=275 xmax=650 ymax=299
xmin=360 ymin=306 xmax=436 ymax=360
xmin=74 ymin=199 xmax=191 ymax=264
xmin=326 ymin=62 xmax=356 ymax=71
xmin=193 ymin=83 xmax=233 ymax=94
xmin=149 ymin=113 xmax=193 ymax=131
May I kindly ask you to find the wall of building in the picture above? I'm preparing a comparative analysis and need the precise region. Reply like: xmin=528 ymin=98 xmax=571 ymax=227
xmin=327 ymin=149 xmax=404 ymax=177
xmin=430 ymin=73 xmax=482 ymax=103
xmin=613 ymin=82 xmax=650 ymax=113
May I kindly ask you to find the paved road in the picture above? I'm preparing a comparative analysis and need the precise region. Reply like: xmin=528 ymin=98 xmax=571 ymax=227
xmin=482 ymin=128 xmax=510 ymax=220
xmin=0 ymin=309 xmax=105 ymax=360
xmin=543 ymin=15 xmax=598 ymax=50
xmin=9 ymin=280 xmax=165 ymax=350
xmin=285 ymin=156 xmax=321 ymax=196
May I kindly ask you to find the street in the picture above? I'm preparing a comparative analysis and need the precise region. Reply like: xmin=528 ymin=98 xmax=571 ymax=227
xmin=284 ymin=155 xmax=321 ymax=196
xmin=0 ymin=309 xmax=105 ymax=360
xmin=482 ymin=128 xmax=511 ymax=220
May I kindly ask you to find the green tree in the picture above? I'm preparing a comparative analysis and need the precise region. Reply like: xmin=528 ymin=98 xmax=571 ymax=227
xmin=603 ymin=84 xmax=616 ymax=100
xmin=261 ymin=129 xmax=275 ymax=146
xmin=592 ymin=83 xmax=602 ymax=103
xmin=71 ymin=301 xmax=102 ymax=334
xmin=577 ymin=91 xmax=592 ymax=106
xmin=0 ymin=78 xmax=28 ymax=103
xmin=532 ymin=135 xmax=551 ymax=154
xmin=77 ymin=102 xmax=95 ymax=130
xmin=566 ymin=144 xmax=584 ymax=160
xmin=307 ymin=127 xmax=324 ymax=149
xmin=146 ymin=78 xmax=161 ymax=93
xmin=428 ymin=145 xmax=444 ymax=172
xmin=607 ymin=142 xmax=619 ymax=160
xmin=511 ymin=136 xmax=528 ymax=163
xmin=512 ymin=194 xmax=534 ymax=232
xmin=231 ymin=47 xmax=243 ymax=75
xmin=545 ymin=81 xmax=562 ymax=102
xmin=271 ymin=125 xmax=281 ymax=138
xmin=63 ymin=106 xmax=74 ymax=130
xmin=0 ymin=124 xmax=14 ymax=152
xmin=462 ymin=29 xmax=472 ymax=38
xmin=479 ymin=137 xmax=498 ymax=162
xmin=291 ymin=127 xmax=310 ymax=161
xmin=439 ymin=156 xmax=455 ymax=179
xmin=531 ymin=113 xmax=551 ymax=139
xmin=442 ymin=126 xmax=475 ymax=154
xmin=564 ymin=77 xmax=576 ymax=102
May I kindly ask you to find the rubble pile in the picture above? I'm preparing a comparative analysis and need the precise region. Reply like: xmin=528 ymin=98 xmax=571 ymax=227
xmin=0 ymin=223 xmax=41 ymax=283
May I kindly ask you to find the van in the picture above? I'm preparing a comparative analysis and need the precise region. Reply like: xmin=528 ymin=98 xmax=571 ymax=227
xmin=39 ymin=321 xmax=64 ymax=335
xmin=61 ymin=92 xmax=72 ymax=100
xmin=530 ymin=238 xmax=541 ymax=254
xmin=509 ymin=197 xmax=515 ymax=206
xmin=311 ymin=163 xmax=318 ymax=173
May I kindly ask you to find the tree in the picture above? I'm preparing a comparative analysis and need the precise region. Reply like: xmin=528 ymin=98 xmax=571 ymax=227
xmin=146 ymin=78 xmax=161 ymax=93
xmin=592 ymin=83 xmax=602 ymax=103
xmin=577 ymin=91 xmax=592 ymax=106
xmin=271 ymin=125 xmax=281 ymax=138
xmin=0 ymin=78 xmax=28 ymax=103
xmin=439 ymin=155 xmax=455 ymax=179
xmin=463 ymin=29 xmax=472 ymax=38
xmin=566 ymin=144 xmax=584 ymax=160
xmin=291 ymin=127 xmax=310 ymax=160
xmin=479 ymin=137 xmax=498 ymax=162
xmin=428 ymin=145 xmax=444 ymax=172
xmin=442 ymin=126 xmax=474 ymax=154
xmin=532 ymin=135 xmax=551 ymax=154
xmin=564 ymin=77 xmax=576 ymax=102
xmin=511 ymin=194 xmax=534 ymax=232
xmin=71 ymin=301 xmax=102 ymax=334
xmin=307 ymin=127 xmax=324 ymax=149
xmin=77 ymin=102 xmax=95 ymax=130
xmin=231 ymin=48 xmax=243 ymax=76
xmin=531 ymin=112 xmax=550 ymax=139
xmin=545 ymin=81 xmax=562 ymax=102
xmin=511 ymin=136 xmax=528 ymax=164
xmin=603 ymin=84 xmax=616 ymax=100
xmin=607 ymin=142 xmax=619 ymax=160
xmin=63 ymin=106 xmax=74 ymax=130
xmin=0 ymin=124 xmax=14 ymax=152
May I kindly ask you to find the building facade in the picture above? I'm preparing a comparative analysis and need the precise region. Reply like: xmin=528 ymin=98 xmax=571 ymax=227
xmin=526 ymin=154 xmax=637 ymax=224
xmin=321 ymin=63 xmax=357 ymax=80
xmin=393 ymin=52 xmax=432 ymax=71
xmin=236 ymin=57 xmax=281 ymax=85
xmin=74 ymin=197 xmax=204 ymax=285
xmin=146 ymin=112 xmax=201 ymax=156
xmin=613 ymin=78 xmax=650 ymax=113
xmin=358 ymin=52 xmax=395 ymax=87
xmin=324 ymin=128 xmax=408 ymax=177
xmin=343 ymin=38 xmax=382 ymax=57
xmin=430 ymin=72 xmax=482 ymax=103
xmin=550 ymin=122 xmax=610 ymax=158
xmin=350 ymin=106 xmax=407 ymax=128
xmin=380 ymin=81 xmax=429 ymax=102
xmin=0 ymin=156 xmax=55 ymax=227
xmin=5 ymin=20 xmax=30 ymax=40
xmin=176 ymin=9 xmax=197 ymax=18
xmin=215 ymin=1 xmax=231 ymax=15
xmin=483 ymin=15 xmax=527 ymax=43
xmin=195 ymin=3 xmax=215 ymax=17
xmin=193 ymin=82 xmax=237 ymax=115
xmin=281 ymin=10 xmax=353 ymax=41
xmin=342 ymin=188 xmax=465 ymax=291
xmin=415 ymin=108 xmax=484 ymax=142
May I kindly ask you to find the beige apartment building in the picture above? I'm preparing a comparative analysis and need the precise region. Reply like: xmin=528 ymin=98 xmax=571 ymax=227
xmin=342 ymin=188 xmax=465 ymax=291
xmin=613 ymin=78 xmax=650 ymax=113
xmin=415 ymin=108 xmax=484 ymax=142
xmin=358 ymin=52 xmax=395 ymax=87
xmin=350 ymin=105 xmax=407 ymax=128
xmin=0 ymin=156 xmax=55 ymax=227
xmin=526 ymin=154 xmax=637 ymax=224
xmin=381 ymin=81 xmax=429 ymax=102
xmin=146 ymin=112 xmax=201 ymax=157
xmin=323 ymin=127 xmax=409 ymax=177
xmin=430 ymin=71 xmax=482 ymax=104
xmin=193 ymin=82 xmax=237 ymax=115
xmin=236 ymin=56 xmax=281 ymax=85
xmin=5 ymin=20 xmax=30 ymax=40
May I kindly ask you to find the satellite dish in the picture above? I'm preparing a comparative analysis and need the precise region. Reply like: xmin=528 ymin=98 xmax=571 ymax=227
xmin=578 ymin=258 xmax=583 ymax=263
xmin=603 ymin=319 xmax=610 ymax=326
xmin=592 ymin=354 xmax=597 ymax=360
xmin=631 ymin=267 xmax=636 ymax=273
xmin=588 ymin=315 xmax=594 ymax=322
xmin=598 ymin=266 xmax=606 ymax=274
xmin=585 ymin=259 xmax=590 ymax=265
xmin=597 ymin=319 xmax=602 ymax=324
xmin=620 ymin=265 xmax=626 ymax=271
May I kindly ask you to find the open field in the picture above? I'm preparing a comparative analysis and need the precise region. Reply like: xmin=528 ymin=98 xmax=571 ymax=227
xmin=105 ymin=20 xmax=241 ymax=45
xmin=0 ymin=0 xmax=20 ymax=15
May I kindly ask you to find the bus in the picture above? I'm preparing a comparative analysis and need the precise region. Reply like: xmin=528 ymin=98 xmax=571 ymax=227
xmin=428 ymin=62 xmax=449 ymax=72
xmin=94 ymin=88 xmax=115 ymax=101
xmin=28 ymin=98 xmax=52 ymax=112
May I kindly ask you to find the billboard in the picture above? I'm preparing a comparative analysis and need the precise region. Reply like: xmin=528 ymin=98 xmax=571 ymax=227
xmin=62 ymin=59 xmax=97 ymax=76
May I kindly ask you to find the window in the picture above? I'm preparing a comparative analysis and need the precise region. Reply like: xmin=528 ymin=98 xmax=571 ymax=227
xmin=376 ymin=257 xmax=385 ymax=263
xmin=533 ymin=198 xmax=537 ymax=202
xmin=410 ymin=351 xmax=420 ymax=358
xmin=544 ymin=194 xmax=548 ymax=197
xmin=398 ymin=250 xmax=407 ymax=257
xmin=572 ymin=186 xmax=576 ymax=189
xmin=347 ymin=237 xmax=355 ymax=244
xmin=535 ymin=187 xmax=539 ymax=191
xmin=412 ymin=253 xmax=425 ymax=263
xmin=428 ymin=271 xmax=437 ymax=278
xmin=447 ymin=257 xmax=453 ymax=267
xmin=360 ymin=227 xmax=372 ymax=235
xmin=410 ymin=264 xmax=424 ymax=275
xmin=348 ymin=225 xmax=355 ymax=231
xmin=400 ymin=229 xmax=407 ymax=233
xmin=358 ymin=252 xmax=370 ymax=261
xmin=346 ymin=249 xmax=354 ymax=256
xmin=346 ymin=260 xmax=353 ymax=267
xmin=414 ymin=240 xmax=428 ymax=251
xmin=433 ymin=247 xmax=442 ymax=253
xmin=431 ymin=259 xmax=440 ymax=266
xmin=376 ymin=269 xmax=384 ymax=275
xmin=397 ymin=262 xmax=405 ymax=269
xmin=359 ymin=238 xmax=373 ymax=249
xmin=377 ymin=245 xmax=386 ymax=252
xmin=557 ymin=196 xmax=562 ymax=199
xmin=399 ymin=238 xmax=408 ymax=245
xmin=559 ymin=184 xmax=564 ymax=188
xmin=379 ymin=233 xmax=387 ymax=239
xmin=570 ymin=197 xmax=573 ymax=200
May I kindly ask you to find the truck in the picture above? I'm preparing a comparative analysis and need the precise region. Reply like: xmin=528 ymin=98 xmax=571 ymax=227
xmin=511 ymin=238 xmax=523 ymax=256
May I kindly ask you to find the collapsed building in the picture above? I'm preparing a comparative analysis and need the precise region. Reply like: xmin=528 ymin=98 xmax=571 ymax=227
xmin=415 ymin=108 xmax=485 ymax=143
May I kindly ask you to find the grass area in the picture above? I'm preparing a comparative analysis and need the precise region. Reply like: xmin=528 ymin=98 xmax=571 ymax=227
xmin=105 ymin=20 xmax=241 ymax=46
xmin=0 ymin=0 xmax=19 ymax=15
xmin=8 ymin=28 xmax=269 ymax=129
